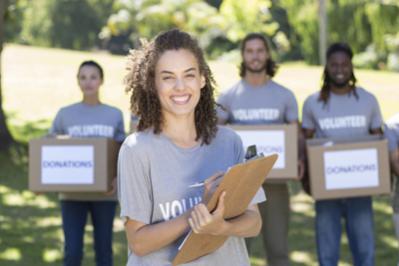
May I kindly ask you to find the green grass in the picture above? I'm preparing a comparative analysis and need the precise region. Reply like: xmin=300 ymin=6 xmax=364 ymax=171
xmin=1 ymin=44 xmax=399 ymax=265
xmin=3 ymin=43 xmax=399 ymax=126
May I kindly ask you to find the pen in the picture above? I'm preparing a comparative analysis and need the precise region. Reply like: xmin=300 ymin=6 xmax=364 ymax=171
xmin=188 ymin=174 xmax=224 ymax=188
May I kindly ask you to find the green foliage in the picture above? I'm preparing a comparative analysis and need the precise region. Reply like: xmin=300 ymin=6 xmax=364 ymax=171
xmin=352 ymin=45 xmax=380 ymax=70
xmin=326 ymin=0 xmax=370 ymax=54
xmin=205 ymin=0 xmax=223 ymax=8
xmin=386 ymin=33 xmax=399 ymax=71
xmin=4 ymin=0 xmax=25 ymax=42
xmin=49 ymin=0 xmax=113 ymax=49
xmin=19 ymin=0 xmax=54 ymax=46
xmin=101 ymin=0 xmax=283 ymax=59
xmin=278 ymin=0 xmax=399 ymax=69
xmin=219 ymin=0 xmax=278 ymax=42
xmin=365 ymin=3 xmax=398 ymax=52
xmin=268 ymin=3 xmax=301 ymax=61
xmin=6 ymin=0 xmax=399 ymax=70
xmin=102 ymin=0 xmax=225 ymax=52
xmin=279 ymin=0 xmax=319 ymax=63
xmin=9 ymin=0 xmax=113 ymax=50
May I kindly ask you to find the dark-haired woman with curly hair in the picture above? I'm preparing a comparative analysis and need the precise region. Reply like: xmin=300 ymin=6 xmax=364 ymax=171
xmin=117 ymin=29 xmax=265 ymax=265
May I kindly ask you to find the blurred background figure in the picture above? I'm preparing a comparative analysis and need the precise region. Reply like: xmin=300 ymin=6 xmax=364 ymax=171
xmin=50 ymin=60 xmax=125 ymax=266
xmin=217 ymin=32 xmax=301 ymax=266
xmin=302 ymin=43 xmax=383 ymax=266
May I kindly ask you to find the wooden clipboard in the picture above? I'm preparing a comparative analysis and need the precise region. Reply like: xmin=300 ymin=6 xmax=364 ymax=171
xmin=172 ymin=154 xmax=278 ymax=265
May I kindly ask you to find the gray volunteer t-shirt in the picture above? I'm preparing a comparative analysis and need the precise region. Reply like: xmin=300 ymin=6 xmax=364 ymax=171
xmin=384 ymin=113 xmax=399 ymax=212
xmin=217 ymin=80 xmax=298 ymax=125
xmin=50 ymin=102 xmax=125 ymax=201
xmin=385 ymin=113 xmax=399 ymax=152
xmin=118 ymin=126 xmax=265 ymax=266
xmin=302 ymin=87 xmax=383 ymax=140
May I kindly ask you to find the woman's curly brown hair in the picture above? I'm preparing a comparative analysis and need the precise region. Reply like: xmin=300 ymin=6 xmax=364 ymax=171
xmin=125 ymin=29 xmax=218 ymax=145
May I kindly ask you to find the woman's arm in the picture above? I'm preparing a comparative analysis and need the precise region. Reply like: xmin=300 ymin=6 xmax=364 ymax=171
xmin=125 ymin=187 xmax=261 ymax=257
xmin=122 ymin=172 xmax=224 ymax=256
xmin=125 ymin=212 xmax=191 ymax=256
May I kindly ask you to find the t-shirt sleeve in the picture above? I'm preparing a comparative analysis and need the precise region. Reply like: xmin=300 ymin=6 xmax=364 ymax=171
xmin=285 ymin=91 xmax=299 ymax=123
xmin=233 ymin=132 xmax=245 ymax=164
xmin=49 ymin=109 xmax=64 ymax=135
xmin=370 ymin=95 xmax=383 ymax=130
xmin=301 ymin=97 xmax=315 ymax=130
xmin=250 ymin=184 xmax=266 ymax=205
xmin=114 ymin=110 xmax=126 ymax=143
xmin=385 ymin=123 xmax=399 ymax=152
xmin=118 ymin=142 xmax=153 ymax=224
xmin=216 ymin=92 xmax=231 ymax=124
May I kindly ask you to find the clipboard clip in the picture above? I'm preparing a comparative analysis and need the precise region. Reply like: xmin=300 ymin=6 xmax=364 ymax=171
xmin=245 ymin=145 xmax=264 ymax=161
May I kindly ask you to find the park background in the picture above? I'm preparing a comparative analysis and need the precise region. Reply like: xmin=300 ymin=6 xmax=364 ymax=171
xmin=0 ymin=0 xmax=399 ymax=265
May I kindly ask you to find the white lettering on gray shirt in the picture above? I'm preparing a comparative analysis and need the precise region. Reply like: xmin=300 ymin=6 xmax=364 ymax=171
xmin=232 ymin=108 xmax=280 ymax=122
xmin=67 ymin=124 xmax=114 ymax=138
xmin=217 ymin=80 xmax=298 ymax=125
xmin=318 ymin=115 xmax=367 ymax=130
xmin=159 ymin=196 xmax=202 ymax=221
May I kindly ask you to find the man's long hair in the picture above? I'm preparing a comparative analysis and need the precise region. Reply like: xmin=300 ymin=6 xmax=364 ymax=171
xmin=319 ymin=42 xmax=358 ymax=105
xmin=239 ymin=33 xmax=278 ymax=78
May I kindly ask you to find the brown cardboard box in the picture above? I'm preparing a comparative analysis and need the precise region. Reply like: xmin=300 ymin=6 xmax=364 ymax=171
xmin=29 ymin=137 xmax=119 ymax=192
xmin=230 ymin=124 xmax=298 ymax=180
xmin=307 ymin=136 xmax=390 ymax=200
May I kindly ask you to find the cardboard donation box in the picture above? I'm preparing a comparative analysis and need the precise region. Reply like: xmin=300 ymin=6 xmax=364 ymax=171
xmin=230 ymin=124 xmax=298 ymax=180
xmin=29 ymin=137 xmax=119 ymax=192
xmin=306 ymin=137 xmax=390 ymax=200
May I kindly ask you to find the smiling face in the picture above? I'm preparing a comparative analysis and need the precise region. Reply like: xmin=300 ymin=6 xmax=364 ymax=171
xmin=155 ymin=49 xmax=205 ymax=121
xmin=326 ymin=51 xmax=353 ymax=89
xmin=78 ymin=65 xmax=103 ymax=97
xmin=242 ymin=38 xmax=269 ymax=74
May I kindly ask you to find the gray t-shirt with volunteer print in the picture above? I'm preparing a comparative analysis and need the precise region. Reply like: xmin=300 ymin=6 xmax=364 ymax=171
xmin=217 ymin=79 xmax=298 ymax=125
xmin=385 ymin=113 xmax=399 ymax=212
xmin=50 ymin=102 xmax=125 ymax=201
xmin=302 ymin=87 xmax=383 ymax=140
xmin=118 ymin=126 xmax=265 ymax=266
xmin=385 ymin=113 xmax=399 ymax=152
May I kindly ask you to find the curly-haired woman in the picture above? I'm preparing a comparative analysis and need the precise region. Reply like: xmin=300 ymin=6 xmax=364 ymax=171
xmin=117 ymin=29 xmax=265 ymax=265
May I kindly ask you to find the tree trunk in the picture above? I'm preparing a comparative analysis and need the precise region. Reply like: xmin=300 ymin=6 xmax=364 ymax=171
xmin=0 ymin=0 xmax=14 ymax=150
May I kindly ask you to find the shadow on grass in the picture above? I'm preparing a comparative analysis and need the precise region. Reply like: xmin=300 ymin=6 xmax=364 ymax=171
xmin=0 ymin=121 xmax=128 ymax=266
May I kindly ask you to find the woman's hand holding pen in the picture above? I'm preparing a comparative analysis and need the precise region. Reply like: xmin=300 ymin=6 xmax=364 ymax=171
xmin=201 ymin=172 xmax=224 ymax=204
xmin=187 ymin=171 xmax=228 ymax=235
xmin=188 ymin=191 xmax=227 ymax=236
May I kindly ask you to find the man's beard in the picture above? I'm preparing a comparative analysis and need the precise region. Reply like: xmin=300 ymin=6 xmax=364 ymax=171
xmin=244 ymin=60 xmax=267 ymax=74
xmin=330 ymin=77 xmax=351 ymax=89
